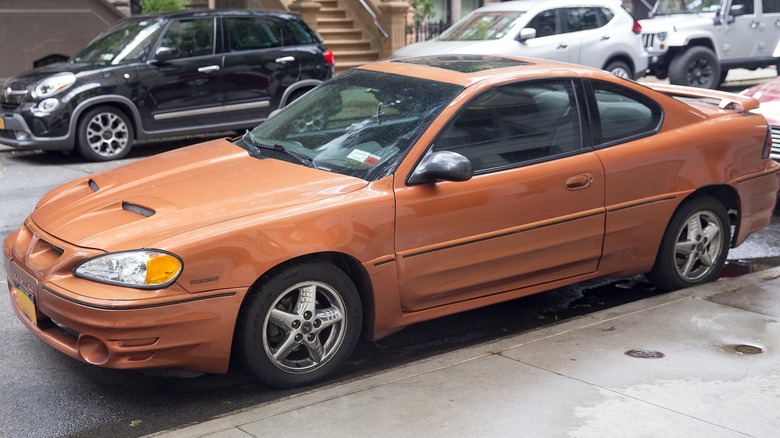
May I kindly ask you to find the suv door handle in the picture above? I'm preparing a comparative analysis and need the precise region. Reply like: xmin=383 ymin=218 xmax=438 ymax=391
xmin=198 ymin=65 xmax=220 ymax=73
xmin=557 ymin=44 xmax=568 ymax=49
xmin=275 ymin=56 xmax=296 ymax=63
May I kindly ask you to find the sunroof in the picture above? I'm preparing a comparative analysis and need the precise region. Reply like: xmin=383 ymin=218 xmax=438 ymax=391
xmin=393 ymin=55 xmax=531 ymax=73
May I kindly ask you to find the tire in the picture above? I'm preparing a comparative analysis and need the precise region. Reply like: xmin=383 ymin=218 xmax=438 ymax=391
xmin=668 ymin=46 xmax=721 ymax=89
xmin=236 ymin=261 xmax=362 ymax=388
xmin=605 ymin=60 xmax=632 ymax=79
xmin=76 ymin=106 xmax=134 ymax=161
xmin=647 ymin=196 xmax=730 ymax=292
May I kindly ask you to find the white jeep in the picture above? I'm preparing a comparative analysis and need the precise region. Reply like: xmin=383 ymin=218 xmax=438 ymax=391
xmin=640 ymin=0 xmax=780 ymax=88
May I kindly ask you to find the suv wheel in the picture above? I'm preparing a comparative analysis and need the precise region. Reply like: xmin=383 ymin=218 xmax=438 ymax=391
xmin=668 ymin=46 xmax=720 ymax=89
xmin=76 ymin=106 xmax=134 ymax=161
xmin=605 ymin=60 xmax=632 ymax=79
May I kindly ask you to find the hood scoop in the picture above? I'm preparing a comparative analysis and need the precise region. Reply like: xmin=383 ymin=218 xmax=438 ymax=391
xmin=122 ymin=202 xmax=155 ymax=218
xmin=88 ymin=179 xmax=100 ymax=192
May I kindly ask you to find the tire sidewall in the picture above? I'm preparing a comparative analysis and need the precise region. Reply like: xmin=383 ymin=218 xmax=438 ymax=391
xmin=76 ymin=106 xmax=134 ymax=161
xmin=236 ymin=262 xmax=362 ymax=388
xmin=668 ymin=46 xmax=720 ymax=89
xmin=648 ymin=196 xmax=730 ymax=291
xmin=605 ymin=60 xmax=632 ymax=79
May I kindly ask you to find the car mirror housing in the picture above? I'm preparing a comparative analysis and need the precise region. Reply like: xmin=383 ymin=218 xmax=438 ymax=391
xmin=408 ymin=150 xmax=473 ymax=185
xmin=517 ymin=28 xmax=537 ymax=42
xmin=153 ymin=46 xmax=179 ymax=63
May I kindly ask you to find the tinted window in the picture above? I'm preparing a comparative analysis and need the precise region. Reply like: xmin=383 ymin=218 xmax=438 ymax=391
xmin=564 ymin=7 xmax=602 ymax=31
xmin=439 ymin=11 xmax=523 ymax=41
xmin=225 ymin=17 xmax=282 ymax=51
xmin=161 ymin=18 xmax=215 ymax=58
xmin=763 ymin=0 xmax=780 ymax=13
xmin=527 ymin=10 xmax=561 ymax=37
xmin=284 ymin=19 xmax=317 ymax=45
xmin=591 ymin=81 xmax=663 ymax=146
xmin=72 ymin=18 xmax=165 ymax=64
xmin=731 ymin=0 xmax=755 ymax=14
xmin=434 ymin=80 xmax=583 ymax=173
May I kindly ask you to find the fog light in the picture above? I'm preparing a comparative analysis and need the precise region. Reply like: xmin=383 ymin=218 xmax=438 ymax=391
xmin=38 ymin=98 xmax=60 ymax=112
xmin=78 ymin=335 xmax=109 ymax=365
xmin=15 ymin=131 xmax=30 ymax=141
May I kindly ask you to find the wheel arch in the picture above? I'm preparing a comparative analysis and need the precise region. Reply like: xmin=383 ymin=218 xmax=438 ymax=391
xmin=280 ymin=79 xmax=323 ymax=108
xmin=603 ymin=53 xmax=635 ymax=74
xmin=678 ymin=184 xmax=739 ymax=245
xmin=238 ymin=251 xmax=376 ymax=343
xmin=70 ymin=96 xmax=140 ymax=141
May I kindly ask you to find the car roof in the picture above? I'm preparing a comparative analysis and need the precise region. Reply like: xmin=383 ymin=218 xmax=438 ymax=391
xmin=476 ymin=0 xmax=622 ymax=12
xmin=359 ymin=55 xmax=597 ymax=87
xmin=130 ymin=9 xmax=299 ymax=21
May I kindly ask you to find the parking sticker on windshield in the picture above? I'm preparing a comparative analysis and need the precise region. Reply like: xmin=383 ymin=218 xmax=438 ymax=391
xmin=347 ymin=149 xmax=381 ymax=166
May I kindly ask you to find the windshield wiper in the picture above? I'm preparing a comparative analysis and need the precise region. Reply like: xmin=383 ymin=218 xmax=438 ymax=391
xmin=243 ymin=132 xmax=318 ymax=169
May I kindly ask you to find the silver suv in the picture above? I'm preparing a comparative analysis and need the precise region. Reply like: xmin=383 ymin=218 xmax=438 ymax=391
xmin=641 ymin=0 xmax=780 ymax=89
xmin=392 ymin=0 xmax=648 ymax=79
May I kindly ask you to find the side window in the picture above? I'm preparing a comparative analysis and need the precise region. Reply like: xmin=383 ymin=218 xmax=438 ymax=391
xmin=434 ymin=80 xmax=583 ymax=173
xmin=591 ymin=81 xmax=663 ymax=146
xmin=731 ymin=0 xmax=755 ymax=14
xmin=284 ymin=19 xmax=316 ymax=45
xmin=763 ymin=0 xmax=780 ymax=13
xmin=600 ymin=7 xmax=614 ymax=22
xmin=527 ymin=10 xmax=561 ymax=37
xmin=161 ymin=18 xmax=215 ymax=58
xmin=564 ymin=7 xmax=602 ymax=32
xmin=225 ymin=17 xmax=282 ymax=51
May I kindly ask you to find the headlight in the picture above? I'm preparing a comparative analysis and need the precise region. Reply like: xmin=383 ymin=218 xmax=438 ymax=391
xmin=657 ymin=32 xmax=667 ymax=42
xmin=33 ymin=72 xmax=76 ymax=98
xmin=74 ymin=250 xmax=183 ymax=288
xmin=38 ymin=98 xmax=60 ymax=113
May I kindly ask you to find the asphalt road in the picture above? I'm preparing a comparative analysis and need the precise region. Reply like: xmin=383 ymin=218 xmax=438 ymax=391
xmin=1 ymin=70 xmax=779 ymax=438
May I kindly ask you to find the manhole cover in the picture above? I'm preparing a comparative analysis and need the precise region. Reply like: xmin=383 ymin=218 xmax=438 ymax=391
xmin=625 ymin=349 xmax=665 ymax=359
xmin=734 ymin=344 xmax=764 ymax=355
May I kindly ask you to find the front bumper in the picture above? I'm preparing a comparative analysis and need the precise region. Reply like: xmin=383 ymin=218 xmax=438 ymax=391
xmin=3 ymin=223 xmax=247 ymax=374
xmin=0 ymin=110 xmax=75 ymax=150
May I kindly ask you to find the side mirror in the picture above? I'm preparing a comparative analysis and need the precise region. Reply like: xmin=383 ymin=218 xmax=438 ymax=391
xmin=407 ymin=150 xmax=473 ymax=185
xmin=517 ymin=28 xmax=537 ymax=42
xmin=153 ymin=46 xmax=179 ymax=63
xmin=728 ymin=4 xmax=746 ymax=22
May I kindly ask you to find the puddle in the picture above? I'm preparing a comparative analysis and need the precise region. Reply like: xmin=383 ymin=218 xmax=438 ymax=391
xmin=720 ymin=257 xmax=780 ymax=278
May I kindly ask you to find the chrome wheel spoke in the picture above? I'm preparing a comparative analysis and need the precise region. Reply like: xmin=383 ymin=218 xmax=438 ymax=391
xmin=316 ymin=306 xmax=343 ymax=331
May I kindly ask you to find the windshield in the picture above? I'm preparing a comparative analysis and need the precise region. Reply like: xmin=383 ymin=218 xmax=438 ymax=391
xmin=71 ymin=17 xmax=165 ymax=65
xmin=439 ymin=11 xmax=524 ymax=41
xmin=244 ymin=70 xmax=464 ymax=181
xmin=653 ymin=0 xmax=724 ymax=15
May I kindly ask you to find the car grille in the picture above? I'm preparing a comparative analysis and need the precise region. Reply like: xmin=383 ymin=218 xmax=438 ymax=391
xmin=1 ymin=88 xmax=28 ymax=111
xmin=772 ymin=126 xmax=780 ymax=161
xmin=642 ymin=34 xmax=654 ymax=49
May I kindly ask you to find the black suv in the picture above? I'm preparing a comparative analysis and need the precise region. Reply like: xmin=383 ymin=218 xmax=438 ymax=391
xmin=0 ymin=10 xmax=334 ymax=161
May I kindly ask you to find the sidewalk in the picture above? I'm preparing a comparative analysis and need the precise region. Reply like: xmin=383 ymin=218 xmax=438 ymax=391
xmin=151 ymin=266 xmax=780 ymax=438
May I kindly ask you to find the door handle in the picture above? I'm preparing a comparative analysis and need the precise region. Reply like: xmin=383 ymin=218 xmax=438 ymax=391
xmin=557 ymin=44 xmax=568 ymax=49
xmin=275 ymin=56 xmax=296 ymax=63
xmin=198 ymin=65 xmax=220 ymax=73
xmin=565 ymin=173 xmax=594 ymax=190
xmin=601 ymin=35 xmax=611 ymax=40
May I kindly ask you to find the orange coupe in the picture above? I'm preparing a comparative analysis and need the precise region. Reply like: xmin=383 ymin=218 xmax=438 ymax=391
xmin=4 ymin=55 xmax=779 ymax=388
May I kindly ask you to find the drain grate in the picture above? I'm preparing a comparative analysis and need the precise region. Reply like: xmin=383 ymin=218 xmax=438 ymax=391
xmin=625 ymin=349 xmax=665 ymax=359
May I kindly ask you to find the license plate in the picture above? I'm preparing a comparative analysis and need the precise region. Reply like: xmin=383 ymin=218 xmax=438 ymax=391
xmin=14 ymin=284 xmax=38 ymax=326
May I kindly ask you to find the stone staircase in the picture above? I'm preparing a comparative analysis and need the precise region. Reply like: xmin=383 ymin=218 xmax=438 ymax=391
xmin=314 ymin=0 xmax=381 ymax=74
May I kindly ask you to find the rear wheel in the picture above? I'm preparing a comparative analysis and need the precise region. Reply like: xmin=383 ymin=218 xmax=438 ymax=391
xmin=668 ymin=46 xmax=720 ymax=89
xmin=605 ymin=60 xmax=632 ymax=79
xmin=76 ymin=106 xmax=134 ymax=161
xmin=236 ymin=261 xmax=362 ymax=388
xmin=647 ymin=196 xmax=730 ymax=291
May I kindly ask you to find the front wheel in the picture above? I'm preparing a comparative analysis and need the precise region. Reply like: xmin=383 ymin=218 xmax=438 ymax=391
xmin=647 ymin=196 xmax=730 ymax=291
xmin=668 ymin=46 xmax=720 ymax=89
xmin=236 ymin=262 xmax=362 ymax=388
xmin=76 ymin=106 xmax=134 ymax=161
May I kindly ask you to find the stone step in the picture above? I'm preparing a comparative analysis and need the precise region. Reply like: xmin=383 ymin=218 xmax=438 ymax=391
xmin=326 ymin=39 xmax=373 ymax=52
xmin=319 ymin=28 xmax=364 ymax=40
xmin=318 ymin=17 xmax=355 ymax=30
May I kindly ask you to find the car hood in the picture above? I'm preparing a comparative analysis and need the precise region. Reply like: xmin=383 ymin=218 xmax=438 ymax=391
xmin=30 ymin=139 xmax=369 ymax=250
xmin=741 ymin=78 xmax=780 ymax=125
xmin=639 ymin=14 xmax=715 ymax=33
xmin=392 ymin=39 xmax=499 ymax=58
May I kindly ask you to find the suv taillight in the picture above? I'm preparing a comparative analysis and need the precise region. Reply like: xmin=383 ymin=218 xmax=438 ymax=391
xmin=632 ymin=20 xmax=642 ymax=34
xmin=323 ymin=49 xmax=335 ymax=67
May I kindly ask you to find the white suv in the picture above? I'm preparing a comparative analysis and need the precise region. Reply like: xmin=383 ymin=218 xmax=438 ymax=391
xmin=641 ymin=0 xmax=780 ymax=89
xmin=392 ymin=0 xmax=648 ymax=79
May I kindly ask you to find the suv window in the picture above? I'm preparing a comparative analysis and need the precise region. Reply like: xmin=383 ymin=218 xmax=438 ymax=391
xmin=590 ymin=81 xmax=663 ymax=146
xmin=527 ymin=10 xmax=561 ymax=37
xmin=284 ymin=19 xmax=317 ymax=45
xmin=764 ymin=0 xmax=780 ymax=13
xmin=732 ymin=0 xmax=755 ymax=14
xmin=225 ymin=17 xmax=282 ymax=51
xmin=564 ymin=7 xmax=603 ymax=31
xmin=162 ymin=18 xmax=215 ymax=58
xmin=434 ymin=80 xmax=583 ymax=172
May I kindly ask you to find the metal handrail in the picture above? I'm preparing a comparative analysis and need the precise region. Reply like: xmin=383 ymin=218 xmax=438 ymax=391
xmin=358 ymin=0 xmax=388 ymax=39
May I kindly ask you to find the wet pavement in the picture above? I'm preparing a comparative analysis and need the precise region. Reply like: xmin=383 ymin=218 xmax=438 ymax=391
xmin=152 ymin=266 xmax=780 ymax=438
